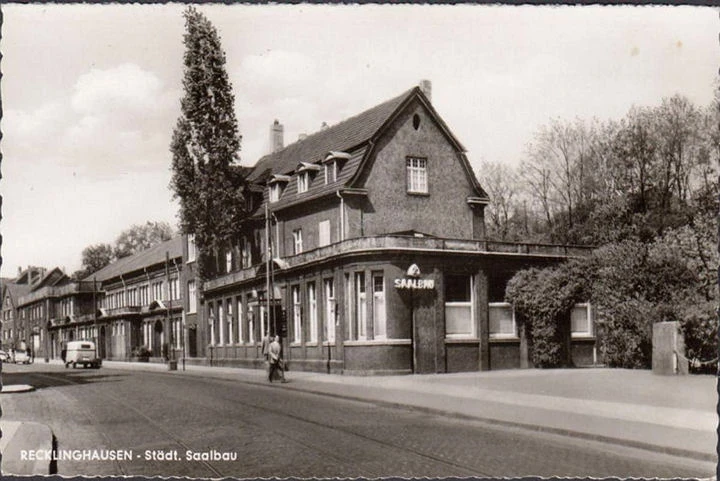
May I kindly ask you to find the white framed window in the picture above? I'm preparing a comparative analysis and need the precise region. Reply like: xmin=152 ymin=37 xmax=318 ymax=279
xmin=209 ymin=304 xmax=217 ymax=346
xmin=188 ymin=280 xmax=197 ymax=313
xmin=237 ymin=298 xmax=244 ymax=343
xmin=406 ymin=157 xmax=428 ymax=194
xmin=571 ymin=303 xmax=593 ymax=338
xmin=372 ymin=273 xmax=386 ymax=339
xmin=292 ymin=286 xmax=302 ymax=344
xmin=152 ymin=281 xmax=163 ymax=301
xmin=489 ymin=302 xmax=517 ymax=338
xmin=169 ymin=277 xmax=180 ymax=300
xmin=187 ymin=234 xmax=196 ymax=263
xmin=324 ymin=278 xmax=335 ymax=343
xmin=242 ymin=236 xmax=252 ymax=268
xmin=355 ymin=272 xmax=367 ymax=340
xmin=318 ymin=220 xmax=331 ymax=247
xmin=139 ymin=285 xmax=149 ymax=306
xmin=298 ymin=172 xmax=309 ymax=193
xmin=218 ymin=303 xmax=225 ymax=345
xmin=269 ymin=183 xmax=281 ymax=202
xmin=227 ymin=299 xmax=234 ymax=344
xmin=445 ymin=274 xmax=474 ymax=338
xmin=225 ymin=250 xmax=233 ymax=273
xmin=248 ymin=308 xmax=255 ymax=344
xmin=293 ymin=229 xmax=303 ymax=255
xmin=324 ymin=162 xmax=337 ymax=184
xmin=308 ymin=282 xmax=318 ymax=343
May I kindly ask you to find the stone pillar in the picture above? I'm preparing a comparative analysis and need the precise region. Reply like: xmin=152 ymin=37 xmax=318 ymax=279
xmin=652 ymin=321 xmax=689 ymax=375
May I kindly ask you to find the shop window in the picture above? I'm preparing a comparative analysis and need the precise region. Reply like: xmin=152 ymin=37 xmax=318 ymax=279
xmin=227 ymin=299 xmax=235 ymax=344
xmin=248 ymin=308 xmax=255 ymax=344
xmin=372 ymin=273 xmax=386 ymax=339
xmin=355 ymin=272 xmax=367 ymax=340
xmin=236 ymin=298 xmax=244 ymax=343
xmin=489 ymin=302 xmax=517 ymax=338
xmin=308 ymin=283 xmax=318 ymax=343
xmin=292 ymin=286 xmax=302 ymax=344
xmin=571 ymin=303 xmax=593 ymax=337
xmin=324 ymin=279 xmax=335 ymax=343
xmin=218 ymin=303 xmax=225 ymax=345
xmin=445 ymin=274 xmax=474 ymax=338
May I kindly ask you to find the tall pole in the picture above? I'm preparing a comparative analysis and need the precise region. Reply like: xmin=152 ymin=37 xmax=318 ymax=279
xmin=265 ymin=200 xmax=271 ymax=338
xmin=165 ymin=251 xmax=171 ymax=362
xmin=93 ymin=277 xmax=98 ymax=356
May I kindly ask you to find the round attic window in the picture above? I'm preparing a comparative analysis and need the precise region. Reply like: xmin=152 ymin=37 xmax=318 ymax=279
xmin=413 ymin=114 xmax=421 ymax=130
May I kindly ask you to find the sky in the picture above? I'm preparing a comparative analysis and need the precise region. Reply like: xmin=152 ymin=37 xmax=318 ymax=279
xmin=1 ymin=4 xmax=717 ymax=278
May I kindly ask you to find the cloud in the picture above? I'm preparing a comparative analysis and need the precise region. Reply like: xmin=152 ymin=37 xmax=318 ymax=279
xmin=4 ymin=63 xmax=180 ymax=179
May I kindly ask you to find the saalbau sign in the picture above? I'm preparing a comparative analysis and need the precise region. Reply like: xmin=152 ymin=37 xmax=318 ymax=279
xmin=394 ymin=278 xmax=435 ymax=289
xmin=394 ymin=264 xmax=435 ymax=290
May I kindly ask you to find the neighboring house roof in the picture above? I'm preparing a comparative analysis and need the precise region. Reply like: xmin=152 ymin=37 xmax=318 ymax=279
xmin=31 ymin=267 xmax=68 ymax=291
xmin=243 ymin=85 xmax=487 ymax=214
xmin=87 ymin=237 xmax=183 ymax=284
xmin=247 ymin=87 xmax=416 ymax=184
xmin=3 ymin=282 xmax=32 ymax=308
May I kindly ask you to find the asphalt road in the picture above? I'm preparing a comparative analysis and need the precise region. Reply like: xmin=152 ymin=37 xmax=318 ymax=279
xmin=0 ymin=362 xmax=713 ymax=478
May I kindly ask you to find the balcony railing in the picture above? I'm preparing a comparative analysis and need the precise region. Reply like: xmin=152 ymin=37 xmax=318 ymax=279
xmin=205 ymin=235 xmax=593 ymax=292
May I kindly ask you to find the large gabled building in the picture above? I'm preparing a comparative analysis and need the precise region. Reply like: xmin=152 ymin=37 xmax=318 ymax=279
xmin=198 ymin=82 xmax=596 ymax=374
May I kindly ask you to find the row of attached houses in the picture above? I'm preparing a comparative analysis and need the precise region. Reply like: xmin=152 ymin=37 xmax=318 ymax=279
xmin=0 ymin=82 xmax=598 ymax=373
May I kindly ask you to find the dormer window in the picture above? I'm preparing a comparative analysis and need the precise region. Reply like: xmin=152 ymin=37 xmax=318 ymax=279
xmin=296 ymin=162 xmax=320 ymax=195
xmin=268 ymin=175 xmax=291 ymax=203
xmin=298 ymin=172 xmax=309 ymax=193
xmin=324 ymin=162 xmax=337 ymax=184
xmin=323 ymin=151 xmax=351 ymax=185
xmin=269 ymin=183 xmax=281 ymax=202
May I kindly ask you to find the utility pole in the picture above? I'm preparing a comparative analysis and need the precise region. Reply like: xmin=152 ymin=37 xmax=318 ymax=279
xmin=265 ymin=200 xmax=271 ymax=338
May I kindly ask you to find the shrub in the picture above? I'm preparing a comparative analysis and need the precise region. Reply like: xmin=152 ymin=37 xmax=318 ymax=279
xmin=506 ymin=258 xmax=593 ymax=368
xmin=679 ymin=301 xmax=718 ymax=374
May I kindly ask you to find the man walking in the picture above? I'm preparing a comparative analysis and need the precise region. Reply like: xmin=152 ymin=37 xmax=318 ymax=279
xmin=268 ymin=335 xmax=287 ymax=383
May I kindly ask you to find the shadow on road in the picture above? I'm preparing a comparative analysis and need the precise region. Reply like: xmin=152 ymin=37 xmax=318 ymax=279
xmin=2 ymin=368 xmax=127 ymax=390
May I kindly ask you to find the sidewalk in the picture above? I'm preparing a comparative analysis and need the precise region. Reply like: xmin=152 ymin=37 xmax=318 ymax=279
xmin=98 ymin=360 xmax=718 ymax=463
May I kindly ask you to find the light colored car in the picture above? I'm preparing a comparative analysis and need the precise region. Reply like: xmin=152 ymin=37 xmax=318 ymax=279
xmin=0 ymin=350 xmax=8 ymax=362
xmin=12 ymin=350 xmax=31 ymax=364
xmin=65 ymin=340 xmax=101 ymax=369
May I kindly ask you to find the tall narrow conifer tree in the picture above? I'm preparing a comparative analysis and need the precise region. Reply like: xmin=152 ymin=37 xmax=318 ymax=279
xmin=170 ymin=7 xmax=247 ymax=278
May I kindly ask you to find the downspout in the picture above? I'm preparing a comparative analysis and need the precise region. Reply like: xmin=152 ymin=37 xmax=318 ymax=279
xmin=336 ymin=190 xmax=345 ymax=241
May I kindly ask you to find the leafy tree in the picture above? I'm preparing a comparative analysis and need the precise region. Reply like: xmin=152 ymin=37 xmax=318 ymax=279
xmin=170 ymin=7 xmax=248 ymax=279
xmin=72 ymin=243 xmax=115 ymax=280
xmin=114 ymin=221 xmax=174 ymax=259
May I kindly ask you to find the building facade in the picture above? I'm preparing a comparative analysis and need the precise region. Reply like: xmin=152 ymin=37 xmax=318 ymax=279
xmin=198 ymin=83 xmax=596 ymax=374
xmin=87 ymin=237 xmax=188 ymax=361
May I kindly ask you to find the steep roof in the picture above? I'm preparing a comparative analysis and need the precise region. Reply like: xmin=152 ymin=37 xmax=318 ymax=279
xmin=3 ymin=282 xmax=32 ymax=305
xmin=247 ymin=87 xmax=416 ymax=184
xmin=87 ymin=237 xmax=183 ymax=283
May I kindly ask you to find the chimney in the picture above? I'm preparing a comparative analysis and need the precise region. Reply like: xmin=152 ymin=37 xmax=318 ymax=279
xmin=419 ymin=79 xmax=432 ymax=103
xmin=17 ymin=266 xmax=21 ymax=276
xmin=270 ymin=120 xmax=284 ymax=153
xmin=321 ymin=122 xmax=329 ymax=130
